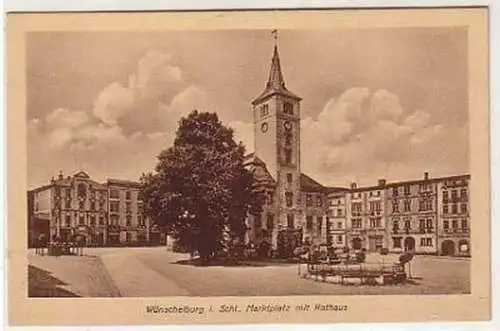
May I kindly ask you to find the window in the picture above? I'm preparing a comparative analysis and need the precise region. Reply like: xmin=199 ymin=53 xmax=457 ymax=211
xmin=100 ymin=201 xmax=106 ymax=211
xmin=317 ymin=216 xmax=323 ymax=232
xmin=336 ymin=235 xmax=343 ymax=243
xmin=306 ymin=194 xmax=313 ymax=207
xmin=426 ymin=219 xmax=433 ymax=228
xmin=65 ymin=215 xmax=71 ymax=226
xmin=267 ymin=191 xmax=274 ymax=204
xmin=316 ymin=195 xmax=322 ymax=207
xmin=443 ymin=205 xmax=449 ymax=214
xmin=444 ymin=220 xmax=449 ymax=229
xmin=65 ymin=199 xmax=71 ymax=209
xmin=260 ymin=104 xmax=269 ymax=117
xmin=110 ymin=201 xmax=120 ymax=213
xmin=452 ymin=220 xmax=458 ymax=229
xmin=287 ymin=214 xmax=294 ymax=228
xmin=351 ymin=219 xmax=362 ymax=229
xmin=404 ymin=185 xmax=410 ymax=195
xmin=99 ymin=216 xmax=105 ymax=225
xmin=126 ymin=215 xmax=132 ymax=226
xmin=461 ymin=219 xmax=468 ymax=229
xmin=420 ymin=238 xmax=433 ymax=247
xmin=392 ymin=201 xmax=399 ymax=213
xmin=337 ymin=222 xmax=342 ymax=229
xmin=89 ymin=215 xmax=96 ymax=226
xmin=404 ymin=219 xmax=411 ymax=229
xmin=65 ymin=188 xmax=72 ymax=198
xmin=284 ymin=149 xmax=292 ymax=164
xmin=126 ymin=232 xmax=132 ymax=242
xmin=443 ymin=191 xmax=449 ymax=202
xmin=451 ymin=189 xmax=458 ymax=200
xmin=126 ymin=202 xmax=132 ymax=213
xmin=110 ymin=189 xmax=119 ymax=199
xmin=285 ymin=192 xmax=293 ymax=207
xmin=79 ymin=201 xmax=85 ymax=210
xmin=461 ymin=204 xmax=468 ymax=214
xmin=90 ymin=201 xmax=96 ymax=211
xmin=369 ymin=218 xmax=381 ymax=228
xmin=284 ymin=102 xmax=293 ymax=115
xmin=337 ymin=208 xmax=342 ymax=217
xmin=79 ymin=215 xmax=85 ymax=225
xmin=393 ymin=186 xmax=399 ymax=196
xmin=452 ymin=204 xmax=458 ymax=214
xmin=460 ymin=188 xmax=468 ymax=199
xmin=404 ymin=199 xmax=411 ymax=212
xmin=306 ymin=216 xmax=313 ymax=229
xmin=254 ymin=214 xmax=262 ymax=228
xmin=266 ymin=214 xmax=274 ymax=230
xmin=393 ymin=237 xmax=402 ymax=248
xmin=138 ymin=214 xmax=144 ymax=226
xmin=351 ymin=202 xmax=362 ymax=215
xmin=285 ymin=132 xmax=292 ymax=146
xmin=125 ymin=191 xmax=131 ymax=200
xmin=286 ymin=173 xmax=293 ymax=183
xmin=392 ymin=219 xmax=399 ymax=230
xmin=110 ymin=215 xmax=119 ymax=225
xmin=419 ymin=219 xmax=425 ymax=230
xmin=77 ymin=183 xmax=87 ymax=198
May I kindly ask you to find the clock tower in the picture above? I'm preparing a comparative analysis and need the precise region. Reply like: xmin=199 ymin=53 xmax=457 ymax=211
xmin=252 ymin=37 xmax=302 ymax=231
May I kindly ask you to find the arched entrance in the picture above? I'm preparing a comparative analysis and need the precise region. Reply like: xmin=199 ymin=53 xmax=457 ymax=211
xmin=352 ymin=237 xmax=362 ymax=250
xmin=404 ymin=237 xmax=415 ymax=252
xmin=441 ymin=240 xmax=455 ymax=256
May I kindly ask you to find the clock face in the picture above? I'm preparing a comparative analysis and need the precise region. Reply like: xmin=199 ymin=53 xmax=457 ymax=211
xmin=283 ymin=121 xmax=292 ymax=131
xmin=261 ymin=122 xmax=268 ymax=133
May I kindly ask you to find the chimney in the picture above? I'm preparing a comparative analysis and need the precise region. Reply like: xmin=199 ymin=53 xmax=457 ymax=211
xmin=378 ymin=179 xmax=386 ymax=186
xmin=424 ymin=172 xmax=429 ymax=180
xmin=350 ymin=182 xmax=357 ymax=189
xmin=58 ymin=170 xmax=63 ymax=180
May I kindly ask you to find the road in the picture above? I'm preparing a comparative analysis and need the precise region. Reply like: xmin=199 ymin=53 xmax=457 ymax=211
xmin=28 ymin=246 xmax=471 ymax=297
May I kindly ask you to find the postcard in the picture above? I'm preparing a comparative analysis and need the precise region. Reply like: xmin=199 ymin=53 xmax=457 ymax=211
xmin=7 ymin=7 xmax=490 ymax=326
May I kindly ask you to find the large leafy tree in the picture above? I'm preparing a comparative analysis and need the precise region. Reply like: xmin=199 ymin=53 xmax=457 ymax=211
xmin=141 ymin=110 xmax=264 ymax=263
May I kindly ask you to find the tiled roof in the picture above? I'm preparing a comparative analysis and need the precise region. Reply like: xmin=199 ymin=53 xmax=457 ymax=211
xmin=300 ymin=173 xmax=325 ymax=192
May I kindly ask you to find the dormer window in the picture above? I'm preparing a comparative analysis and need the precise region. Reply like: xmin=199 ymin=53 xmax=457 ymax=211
xmin=284 ymin=102 xmax=293 ymax=115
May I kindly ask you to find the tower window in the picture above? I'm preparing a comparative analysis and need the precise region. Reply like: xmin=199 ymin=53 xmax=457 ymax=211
xmin=285 ymin=192 xmax=293 ymax=207
xmin=287 ymin=214 xmax=294 ymax=228
xmin=285 ymin=148 xmax=292 ymax=164
xmin=285 ymin=132 xmax=292 ymax=146
xmin=286 ymin=173 xmax=293 ymax=183
xmin=260 ymin=104 xmax=269 ymax=117
xmin=284 ymin=102 xmax=293 ymax=115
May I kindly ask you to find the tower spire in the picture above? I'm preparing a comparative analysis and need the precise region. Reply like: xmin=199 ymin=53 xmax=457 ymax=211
xmin=267 ymin=29 xmax=285 ymax=89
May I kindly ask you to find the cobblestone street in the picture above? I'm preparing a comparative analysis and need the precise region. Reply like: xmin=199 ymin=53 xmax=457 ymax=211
xmin=28 ymin=247 xmax=470 ymax=297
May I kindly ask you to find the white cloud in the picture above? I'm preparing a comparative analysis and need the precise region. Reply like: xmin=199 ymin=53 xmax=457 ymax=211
xmin=301 ymin=88 xmax=469 ymax=186
xmin=93 ymin=82 xmax=135 ymax=125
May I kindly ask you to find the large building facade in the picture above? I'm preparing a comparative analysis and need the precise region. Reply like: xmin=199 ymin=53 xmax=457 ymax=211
xmin=245 ymin=41 xmax=471 ymax=256
xmin=27 ymin=171 xmax=162 ymax=247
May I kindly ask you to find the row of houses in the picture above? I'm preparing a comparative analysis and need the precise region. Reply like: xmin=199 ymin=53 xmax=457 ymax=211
xmin=27 ymin=170 xmax=164 ymax=248
xmin=325 ymin=172 xmax=470 ymax=256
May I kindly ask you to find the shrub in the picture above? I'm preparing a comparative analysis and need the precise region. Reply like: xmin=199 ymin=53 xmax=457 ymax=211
xmin=355 ymin=251 xmax=366 ymax=263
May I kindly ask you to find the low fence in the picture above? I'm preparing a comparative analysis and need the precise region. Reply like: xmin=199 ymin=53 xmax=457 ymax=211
xmin=301 ymin=261 xmax=407 ymax=285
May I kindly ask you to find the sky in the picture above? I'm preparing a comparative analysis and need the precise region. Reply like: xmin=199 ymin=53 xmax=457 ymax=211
xmin=26 ymin=28 xmax=469 ymax=189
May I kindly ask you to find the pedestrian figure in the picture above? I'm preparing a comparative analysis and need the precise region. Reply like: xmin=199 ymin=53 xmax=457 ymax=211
xmin=76 ymin=235 xmax=85 ymax=256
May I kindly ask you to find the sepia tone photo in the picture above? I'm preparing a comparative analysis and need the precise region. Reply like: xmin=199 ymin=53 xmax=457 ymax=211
xmin=7 ymin=8 xmax=490 ymax=326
